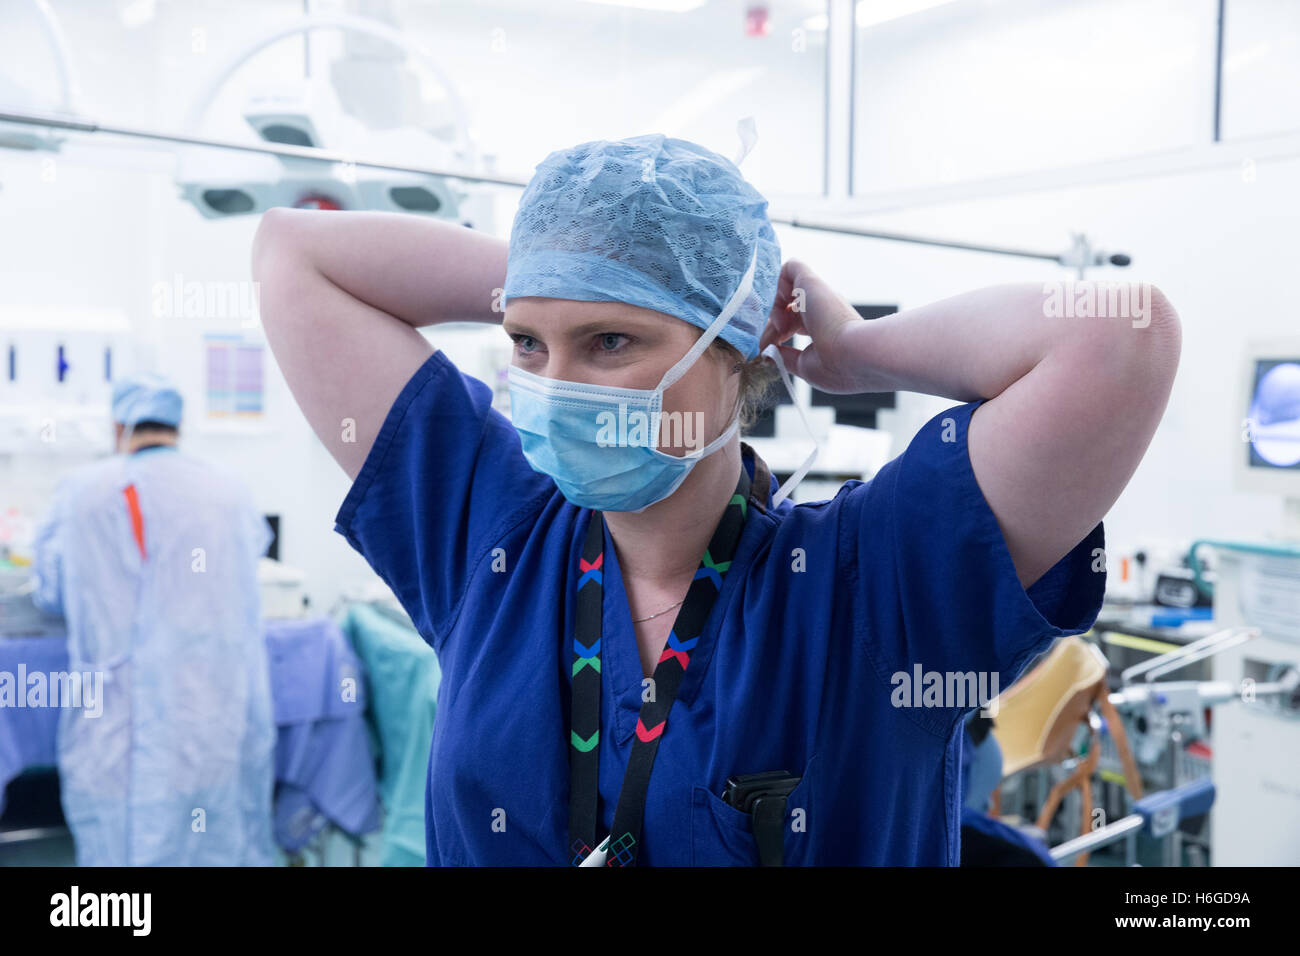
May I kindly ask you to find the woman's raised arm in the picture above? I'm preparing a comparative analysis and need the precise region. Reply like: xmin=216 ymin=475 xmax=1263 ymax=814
xmin=759 ymin=261 xmax=1182 ymax=589
xmin=251 ymin=208 xmax=507 ymax=479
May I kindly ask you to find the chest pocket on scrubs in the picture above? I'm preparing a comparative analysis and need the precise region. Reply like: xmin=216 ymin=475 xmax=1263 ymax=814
xmin=690 ymin=753 xmax=819 ymax=866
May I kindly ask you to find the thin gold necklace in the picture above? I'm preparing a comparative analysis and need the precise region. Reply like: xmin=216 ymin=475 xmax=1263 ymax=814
xmin=630 ymin=597 xmax=686 ymax=624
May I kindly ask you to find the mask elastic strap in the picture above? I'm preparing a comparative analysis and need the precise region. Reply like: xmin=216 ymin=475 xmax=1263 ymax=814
xmin=681 ymin=416 xmax=739 ymax=461
xmin=656 ymin=243 xmax=760 ymax=394
xmin=761 ymin=343 xmax=820 ymax=508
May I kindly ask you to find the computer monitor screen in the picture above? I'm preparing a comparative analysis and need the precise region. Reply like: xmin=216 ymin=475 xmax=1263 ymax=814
xmin=1247 ymin=359 xmax=1300 ymax=470
xmin=264 ymin=514 xmax=280 ymax=560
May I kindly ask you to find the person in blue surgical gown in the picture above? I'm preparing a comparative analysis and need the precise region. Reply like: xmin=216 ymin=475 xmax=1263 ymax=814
xmin=30 ymin=372 xmax=276 ymax=866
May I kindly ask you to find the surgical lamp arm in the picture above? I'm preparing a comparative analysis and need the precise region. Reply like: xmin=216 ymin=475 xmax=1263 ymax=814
xmin=182 ymin=13 xmax=477 ymax=166
xmin=22 ymin=0 xmax=82 ymax=115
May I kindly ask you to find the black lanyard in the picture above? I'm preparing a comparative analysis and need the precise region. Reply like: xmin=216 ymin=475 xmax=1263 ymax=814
xmin=568 ymin=449 xmax=770 ymax=866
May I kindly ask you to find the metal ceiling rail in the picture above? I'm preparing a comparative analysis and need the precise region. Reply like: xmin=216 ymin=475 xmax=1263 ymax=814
xmin=0 ymin=106 xmax=1130 ymax=269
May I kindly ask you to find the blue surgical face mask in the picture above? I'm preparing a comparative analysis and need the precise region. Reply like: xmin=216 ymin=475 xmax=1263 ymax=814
xmin=508 ymin=247 xmax=763 ymax=513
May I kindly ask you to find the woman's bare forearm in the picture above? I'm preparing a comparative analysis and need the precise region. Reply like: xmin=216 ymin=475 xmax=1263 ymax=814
xmin=833 ymin=282 xmax=1169 ymax=401
xmin=847 ymin=282 xmax=1180 ymax=586
xmin=759 ymin=264 xmax=1180 ymax=588
xmin=252 ymin=207 xmax=508 ymax=328
xmin=762 ymin=274 xmax=1174 ymax=403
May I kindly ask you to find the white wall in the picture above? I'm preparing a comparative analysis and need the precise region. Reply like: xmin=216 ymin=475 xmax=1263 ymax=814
xmin=836 ymin=0 xmax=1300 ymax=563
xmin=853 ymin=0 xmax=1220 ymax=191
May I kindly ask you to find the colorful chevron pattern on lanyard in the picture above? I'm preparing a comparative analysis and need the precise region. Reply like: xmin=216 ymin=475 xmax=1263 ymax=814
xmin=568 ymin=452 xmax=768 ymax=866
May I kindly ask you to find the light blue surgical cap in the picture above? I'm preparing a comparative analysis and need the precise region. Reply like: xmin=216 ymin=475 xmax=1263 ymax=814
xmin=111 ymin=372 xmax=183 ymax=427
xmin=502 ymin=133 xmax=781 ymax=361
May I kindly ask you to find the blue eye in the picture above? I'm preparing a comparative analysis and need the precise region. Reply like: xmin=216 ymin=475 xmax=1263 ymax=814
xmin=597 ymin=333 xmax=628 ymax=351
xmin=511 ymin=334 xmax=540 ymax=354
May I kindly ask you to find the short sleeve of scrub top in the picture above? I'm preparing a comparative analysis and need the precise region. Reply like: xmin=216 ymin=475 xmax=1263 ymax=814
xmin=841 ymin=399 xmax=1108 ymax=738
xmin=334 ymin=350 xmax=1106 ymax=866
xmin=334 ymin=350 xmax=555 ymax=652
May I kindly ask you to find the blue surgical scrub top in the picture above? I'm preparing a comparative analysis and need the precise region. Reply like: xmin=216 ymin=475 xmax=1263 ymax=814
xmin=334 ymin=350 xmax=1105 ymax=866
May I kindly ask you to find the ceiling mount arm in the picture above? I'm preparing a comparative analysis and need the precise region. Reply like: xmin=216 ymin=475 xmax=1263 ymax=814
xmin=28 ymin=0 xmax=83 ymax=115
xmin=181 ymin=12 xmax=478 ymax=167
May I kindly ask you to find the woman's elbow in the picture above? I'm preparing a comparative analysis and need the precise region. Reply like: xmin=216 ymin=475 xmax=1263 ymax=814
xmin=1139 ymin=284 xmax=1182 ymax=381
xmin=1140 ymin=283 xmax=1180 ymax=335
xmin=1066 ymin=281 xmax=1181 ymax=408
xmin=1083 ymin=281 xmax=1181 ymax=364
xmin=250 ymin=208 xmax=321 ymax=331
xmin=1099 ymin=283 xmax=1181 ymax=423
xmin=250 ymin=207 xmax=293 ymax=284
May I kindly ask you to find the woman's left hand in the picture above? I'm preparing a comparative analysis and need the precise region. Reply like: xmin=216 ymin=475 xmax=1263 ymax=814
xmin=756 ymin=259 xmax=1182 ymax=592
xmin=757 ymin=259 xmax=875 ymax=394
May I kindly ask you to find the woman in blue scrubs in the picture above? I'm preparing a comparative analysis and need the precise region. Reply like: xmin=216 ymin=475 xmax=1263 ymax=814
xmin=252 ymin=134 xmax=1181 ymax=865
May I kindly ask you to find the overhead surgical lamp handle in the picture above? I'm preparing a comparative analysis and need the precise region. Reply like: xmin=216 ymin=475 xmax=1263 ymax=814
xmin=181 ymin=12 xmax=478 ymax=167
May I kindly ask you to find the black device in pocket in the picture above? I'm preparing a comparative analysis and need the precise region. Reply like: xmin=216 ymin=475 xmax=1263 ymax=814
xmin=722 ymin=771 xmax=802 ymax=867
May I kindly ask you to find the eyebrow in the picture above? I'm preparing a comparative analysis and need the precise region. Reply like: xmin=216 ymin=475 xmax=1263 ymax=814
xmin=502 ymin=317 xmax=653 ymax=339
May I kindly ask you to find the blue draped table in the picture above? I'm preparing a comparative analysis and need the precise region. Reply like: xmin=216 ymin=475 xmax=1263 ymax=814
xmin=0 ymin=617 xmax=382 ymax=854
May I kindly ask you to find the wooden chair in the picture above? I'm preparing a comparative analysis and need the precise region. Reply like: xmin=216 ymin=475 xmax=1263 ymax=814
xmin=988 ymin=636 xmax=1144 ymax=866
